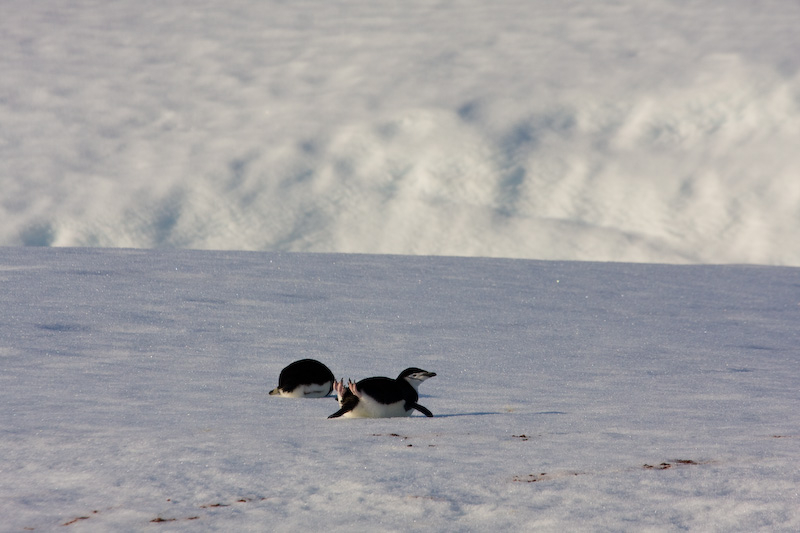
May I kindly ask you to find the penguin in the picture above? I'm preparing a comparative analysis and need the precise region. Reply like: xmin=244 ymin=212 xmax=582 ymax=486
xmin=269 ymin=359 xmax=335 ymax=398
xmin=328 ymin=367 xmax=436 ymax=418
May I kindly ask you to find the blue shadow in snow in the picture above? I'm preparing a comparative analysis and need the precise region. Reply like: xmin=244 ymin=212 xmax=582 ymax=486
xmin=432 ymin=412 xmax=505 ymax=418
xmin=432 ymin=411 xmax=568 ymax=418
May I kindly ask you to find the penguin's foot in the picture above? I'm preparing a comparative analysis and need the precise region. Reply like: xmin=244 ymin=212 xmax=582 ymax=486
xmin=333 ymin=378 xmax=348 ymax=401
xmin=348 ymin=379 xmax=361 ymax=398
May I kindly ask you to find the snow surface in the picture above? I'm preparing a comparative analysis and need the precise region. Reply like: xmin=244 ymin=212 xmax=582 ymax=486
xmin=2 ymin=246 xmax=799 ymax=531
xmin=2 ymin=0 xmax=800 ymax=265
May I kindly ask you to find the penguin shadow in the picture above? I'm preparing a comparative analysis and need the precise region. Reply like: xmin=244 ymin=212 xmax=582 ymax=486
xmin=433 ymin=410 xmax=566 ymax=418
xmin=433 ymin=411 xmax=504 ymax=418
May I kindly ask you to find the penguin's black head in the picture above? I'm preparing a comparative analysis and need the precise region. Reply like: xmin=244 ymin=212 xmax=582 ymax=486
xmin=397 ymin=367 xmax=436 ymax=386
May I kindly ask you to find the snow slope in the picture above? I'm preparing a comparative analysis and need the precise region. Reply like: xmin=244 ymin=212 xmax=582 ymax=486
xmin=1 ymin=247 xmax=798 ymax=531
xmin=2 ymin=0 xmax=800 ymax=264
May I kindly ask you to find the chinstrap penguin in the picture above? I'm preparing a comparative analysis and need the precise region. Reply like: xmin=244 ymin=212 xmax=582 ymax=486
xmin=269 ymin=359 xmax=335 ymax=398
xmin=328 ymin=367 xmax=436 ymax=418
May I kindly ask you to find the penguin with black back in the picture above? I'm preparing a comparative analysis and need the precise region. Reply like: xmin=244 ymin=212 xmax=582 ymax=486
xmin=328 ymin=367 xmax=436 ymax=418
xmin=269 ymin=359 xmax=335 ymax=398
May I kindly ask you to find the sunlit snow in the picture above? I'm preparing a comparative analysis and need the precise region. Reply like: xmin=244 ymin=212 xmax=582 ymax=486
xmin=2 ymin=0 xmax=799 ymax=264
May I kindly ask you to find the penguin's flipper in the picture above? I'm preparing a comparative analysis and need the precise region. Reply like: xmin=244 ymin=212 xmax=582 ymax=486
xmin=411 ymin=403 xmax=433 ymax=417
xmin=328 ymin=406 xmax=351 ymax=419
xmin=328 ymin=394 xmax=359 ymax=419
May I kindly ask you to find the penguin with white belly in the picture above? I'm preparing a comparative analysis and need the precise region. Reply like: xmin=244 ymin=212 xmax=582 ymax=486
xmin=328 ymin=367 xmax=436 ymax=418
xmin=269 ymin=359 xmax=335 ymax=398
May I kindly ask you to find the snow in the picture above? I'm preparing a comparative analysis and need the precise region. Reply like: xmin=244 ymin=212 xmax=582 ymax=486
xmin=2 ymin=1 xmax=799 ymax=528
xmin=2 ymin=0 xmax=800 ymax=264
xmin=2 ymin=246 xmax=799 ymax=531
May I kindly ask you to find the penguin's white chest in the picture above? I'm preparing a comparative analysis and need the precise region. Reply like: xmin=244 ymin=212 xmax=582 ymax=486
xmin=282 ymin=382 xmax=331 ymax=398
xmin=342 ymin=396 xmax=411 ymax=418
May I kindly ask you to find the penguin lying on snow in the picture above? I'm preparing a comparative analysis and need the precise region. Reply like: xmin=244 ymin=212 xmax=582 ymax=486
xmin=328 ymin=367 xmax=436 ymax=418
xmin=269 ymin=359 xmax=335 ymax=398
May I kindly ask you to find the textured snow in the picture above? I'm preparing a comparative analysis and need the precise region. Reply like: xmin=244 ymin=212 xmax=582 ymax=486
xmin=2 ymin=0 xmax=800 ymax=264
xmin=1 ymin=247 xmax=798 ymax=531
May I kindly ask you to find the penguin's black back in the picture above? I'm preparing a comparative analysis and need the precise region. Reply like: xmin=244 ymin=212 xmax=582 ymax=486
xmin=356 ymin=376 xmax=416 ymax=405
xmin=279 ymin=359 xmax=334 ymax=391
